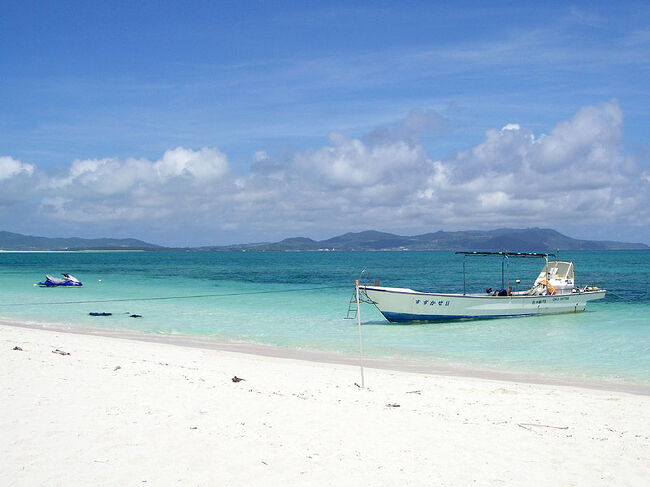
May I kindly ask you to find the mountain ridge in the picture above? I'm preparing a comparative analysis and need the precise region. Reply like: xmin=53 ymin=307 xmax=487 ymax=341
xmin=0 ymin=228 xmax=647 ymax=251
xmin=201 ymin=228 xmax=649 ymax=252
xmin=0 ymin=231 xmax=162 ymax=251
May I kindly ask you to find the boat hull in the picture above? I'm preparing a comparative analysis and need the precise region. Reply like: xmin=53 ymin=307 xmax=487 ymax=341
xmin=359 ymin=285 xmax=606 ymax=323
xmin=38 ymin=281 xmax=83 ymax=287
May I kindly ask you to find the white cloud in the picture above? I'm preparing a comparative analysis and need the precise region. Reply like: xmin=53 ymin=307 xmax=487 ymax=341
xmin=292 ymin=131 xmax=427 ymax=188
xmin=0 ymin=156 xmax=35 ymax=181
xmin=36 ymin=147 xmax=231 ymax=223
xmin=419 ymin=100 xmax=647 ymax=229
xmin=156 ymin=147 xmax=228 ymax=181
xmin=0 ymin=156 xmax=37 ymax=204
xmin=1 ymin=101 xmax=648 ymax=244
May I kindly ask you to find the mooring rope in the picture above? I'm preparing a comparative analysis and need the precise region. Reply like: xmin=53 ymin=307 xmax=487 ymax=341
xmin=0 ymin=284 xmax=350 ymax=308
xmin=605 ymin=290 xmax=645 ymax=303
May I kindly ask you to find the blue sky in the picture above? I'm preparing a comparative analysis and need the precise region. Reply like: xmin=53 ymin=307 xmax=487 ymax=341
xmin=1 ymin=1 xmax=649 ymax=246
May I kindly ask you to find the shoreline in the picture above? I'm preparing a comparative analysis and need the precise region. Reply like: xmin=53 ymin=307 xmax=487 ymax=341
xmin=3 ymin=319 xmax=649 ymax=396
xmin=2 ymin=319 xmax=649 ymax=485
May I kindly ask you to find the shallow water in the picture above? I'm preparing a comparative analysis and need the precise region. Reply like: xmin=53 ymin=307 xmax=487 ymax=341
xmin=1 ymin=250 xmax=648 ymax=384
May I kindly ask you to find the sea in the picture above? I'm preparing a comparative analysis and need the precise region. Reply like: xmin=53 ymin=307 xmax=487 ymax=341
xmin=1 ymin=250 xmax=648 ymax=387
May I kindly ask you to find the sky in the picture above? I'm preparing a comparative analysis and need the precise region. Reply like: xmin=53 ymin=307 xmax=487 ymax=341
xmin=1 ymin=0 xmax=649 ymax=246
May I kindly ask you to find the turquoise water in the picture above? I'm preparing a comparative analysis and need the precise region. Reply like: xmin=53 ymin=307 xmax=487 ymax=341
xmin=1 ymin=250 xmax=648 ymax=384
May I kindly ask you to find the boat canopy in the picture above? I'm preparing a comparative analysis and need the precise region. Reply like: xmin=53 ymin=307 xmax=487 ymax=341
xmin=455 ymin=251 xmax=555 ymax=258
xmin=455 ymin=251 xmax=556 ymax=295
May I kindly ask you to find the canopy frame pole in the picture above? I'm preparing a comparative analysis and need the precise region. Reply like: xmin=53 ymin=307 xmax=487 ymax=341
xmin=355 ymin=280 xmax=365 ymax=389
xmin=544 ymin=256 xmax=550 ymax=294
xmin=501 ymin=257 xmax=505 ymax=289
xmin=462 ymin=256 xmax=466 ymax=295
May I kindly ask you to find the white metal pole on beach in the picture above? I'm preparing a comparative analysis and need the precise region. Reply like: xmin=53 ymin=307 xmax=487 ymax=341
xmin=355 ymin=280 xmax=365 ymax=388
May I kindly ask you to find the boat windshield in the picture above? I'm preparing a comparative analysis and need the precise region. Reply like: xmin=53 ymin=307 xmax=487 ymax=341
xmin=536 ymin=261 xmax=574 ymax=281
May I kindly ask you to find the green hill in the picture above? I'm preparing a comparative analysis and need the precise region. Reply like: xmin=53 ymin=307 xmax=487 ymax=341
xmin=2 ymin=228 xmax=647 ymax=252
xmin=0 ymin=231 xmax=161 ymax=251
xmin=203 ymin=228 xmax=649 ymax=251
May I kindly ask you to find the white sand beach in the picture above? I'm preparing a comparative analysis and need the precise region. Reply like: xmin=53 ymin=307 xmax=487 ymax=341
xmin=1 ymin=322 xmax=649 ymax=486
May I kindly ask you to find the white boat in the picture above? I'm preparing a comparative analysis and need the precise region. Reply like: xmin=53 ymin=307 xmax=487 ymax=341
xmin=357 ymin=252 xmax=606 ymax=322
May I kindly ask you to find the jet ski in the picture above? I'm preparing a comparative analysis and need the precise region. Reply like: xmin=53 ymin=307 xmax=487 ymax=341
xmin=38 ymin=273 xmax=83 ymax=287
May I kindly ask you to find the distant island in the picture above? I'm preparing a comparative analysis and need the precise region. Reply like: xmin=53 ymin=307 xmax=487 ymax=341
xmin=0 ymin=231 xmax=161 ymax=251
xmin=0 ymin=228 xmax=647 ymax=252
xmin=201 ymin=228 xmax=649 ymax=252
